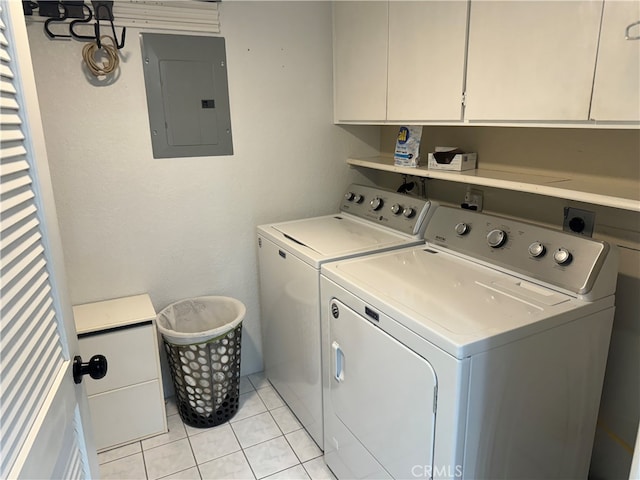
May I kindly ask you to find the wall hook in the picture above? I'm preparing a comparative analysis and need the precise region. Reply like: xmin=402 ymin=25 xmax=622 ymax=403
xmin=44 ymin=4 xmax=71 ymax=39
xmin=69 ymin=3 xmax=95 ymax=41
xmin=93 ymin=1 xmax=126 ymax=49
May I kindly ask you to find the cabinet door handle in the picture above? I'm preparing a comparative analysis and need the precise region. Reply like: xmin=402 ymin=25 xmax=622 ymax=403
xmin=625 ymin=20 xmax=640 ymax=40
xmin=332 ymin=341 xmax=344 ymax=382
xmin=73 ymin=354 xmax=108 ymax=384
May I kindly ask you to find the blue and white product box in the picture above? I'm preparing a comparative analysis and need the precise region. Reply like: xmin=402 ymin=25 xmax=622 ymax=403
xmin=394 ymin=126 xmax=422 ymax=167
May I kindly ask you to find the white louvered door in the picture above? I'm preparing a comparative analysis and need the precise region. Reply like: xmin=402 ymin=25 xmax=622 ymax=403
xmin=0 ymin=1 xmax=98 ymax=479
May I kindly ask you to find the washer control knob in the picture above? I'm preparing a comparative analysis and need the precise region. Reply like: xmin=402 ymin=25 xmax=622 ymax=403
xmin=353 ymin=194 xmax=363 ymax=204
xmin=528 ymin=242 xmax=546 ymax=258
xmin=370 ymin=197 xmax=384 ymax=211
xmin=553 ymin=248 xmax=572 ymax=265
xmin=455 ymin=223 xmax=470 ymax=236
xmin=403 ymin=207 xmax=416 ymax=218
xmin=487 ymin=229 xmax=507 ymax=248
xmin=391 ymin=204 xmax=403 ymax=215
xmin=344 ymin=192 xmax=355 ymax=202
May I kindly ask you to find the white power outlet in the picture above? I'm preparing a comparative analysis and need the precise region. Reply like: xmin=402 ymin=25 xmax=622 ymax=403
xmin=463 ymin=188 xmax=483 ymax=211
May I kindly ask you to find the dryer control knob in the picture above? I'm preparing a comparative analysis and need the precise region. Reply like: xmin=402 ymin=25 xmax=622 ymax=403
xmin=528 ymin=242 xmax=546 ymax=258
xmin=344 ymin=192 xmax=355 ymax=202
xmin=391 ymin=204 xmax=403 ymax=215
xmin=403 ymin=207 xmax=416 ymax=218
xmin=455 ymin=223 xmax=470 ymax=236
xmin=487 ymin=229 xmax=507 ymax=248
xmin=353 ymin=194 xmax=364 ymax=203
xmin=554 ymin=248 xmax=572 ymax=265
xmin=370 ymin=197 xmax=384 ymax=211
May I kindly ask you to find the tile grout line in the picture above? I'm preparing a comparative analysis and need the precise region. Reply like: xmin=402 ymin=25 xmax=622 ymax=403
xmin=258 ymin=463 xmax=303 ymax=480
xmin=236 ymin=378 xmax=260 ymax=479
xmin=183 ymin=383 xmax=271 ymax=478
xmin=124 ymin=376 xmax=315 ymax=480
xmin=301 ymin=460 xmax=314 ymax=479
xmin=228 ymin=393 xmax=302 ymax=479
xmin=184 ymin=420 xmax=203 ymax=480
xmin=227 ymin=415 xmax=258 ymax=480
xmin=278 ymin=420 xmax=323 ymax=475
xmin=97 ymin=444 xmax=143 ymax=466
xmin=230 ymin=425 xmax=290 ymax=451
xmin=156 ymin=465 xmax=199 ymax=480
xmin=229 ymin=388 xmax=270 ymax=428
xmin=282 ymin=429 xmax=305 ymax=466
xmin=139 ymin=441 xmax=150 ymax=480
xmin=252 ymin=391 xmax=307 ymax=480
xmin=267 ymin=389 xmax=324 ymax=465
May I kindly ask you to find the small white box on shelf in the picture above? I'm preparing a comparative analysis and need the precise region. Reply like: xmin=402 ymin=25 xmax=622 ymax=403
xmin=428 ymin=151 xmax=477 ymax=171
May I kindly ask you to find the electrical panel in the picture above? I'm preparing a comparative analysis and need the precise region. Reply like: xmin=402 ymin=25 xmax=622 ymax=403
xmin=141 ymin=33 xmax=233 ymax=158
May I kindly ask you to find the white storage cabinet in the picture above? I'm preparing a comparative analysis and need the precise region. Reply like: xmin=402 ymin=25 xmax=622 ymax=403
xmin=333 ymin=1 xmax=388 ymax=122
xmin=73 ymin=294 xmax=167 ymax=452
xmin=333 ymin=0 xmax=469 ymax=123
xmin=386 ymin=1 xmax=469 ymax=121
xmin=590 ymin=0 xmax=640 ymax=121
xmin=464 ymin=0 xmax=603 ymax=121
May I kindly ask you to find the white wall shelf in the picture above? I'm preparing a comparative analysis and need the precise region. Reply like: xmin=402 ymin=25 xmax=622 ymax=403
xmin=347 ymin=156 xmax=640 ymax=213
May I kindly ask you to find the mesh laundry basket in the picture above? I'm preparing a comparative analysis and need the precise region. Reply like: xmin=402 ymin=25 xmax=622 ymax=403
xmin=157 ymin=296 xmax=246 ymax=428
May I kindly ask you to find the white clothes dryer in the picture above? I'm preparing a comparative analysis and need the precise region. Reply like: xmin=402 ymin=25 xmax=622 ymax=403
xmin=321 ymin=205 xmax=618 ymax=479
xmin=257 ymin=184 xmax=434 ymax=448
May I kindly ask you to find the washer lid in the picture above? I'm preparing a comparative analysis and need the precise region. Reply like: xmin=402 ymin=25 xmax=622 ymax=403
xmin=271 ymin=215 xmax=412 ymax=257
xmin=322 ymin=246 xmax=598 ymax=357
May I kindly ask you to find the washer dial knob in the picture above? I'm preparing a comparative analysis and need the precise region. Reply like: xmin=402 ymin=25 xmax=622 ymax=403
xmin=487 ymin=229 xmax=508 ymax=248
xmin=353 ymin=194 xmax=363 ymax=203
xmin=344 ymin=192 xmax=355 ymax=202
xmin=403 ymin=207 xmax=416 ymax=218
xmin=553 ymin=248 xmax=573 ymax=265
xmin=370 ymin=197 xmax=384 ymax=211
xmin=528 ymin=242 xmax=546 ymax=258
xmin=391 ymin=204 xmax=403 ymax=215
xmin=455 ymin=223 xmax=470 ymax=236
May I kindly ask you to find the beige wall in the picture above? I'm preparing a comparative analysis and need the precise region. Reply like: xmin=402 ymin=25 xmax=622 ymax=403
xmin=369 ymin=125 xmax=640 ymax=479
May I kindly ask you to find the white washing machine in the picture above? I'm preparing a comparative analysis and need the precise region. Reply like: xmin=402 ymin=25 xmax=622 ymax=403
xmin=320 ymin=205 xmax=619 ymax=479
xmin=257 ymin=184 xmax=434 ymax=448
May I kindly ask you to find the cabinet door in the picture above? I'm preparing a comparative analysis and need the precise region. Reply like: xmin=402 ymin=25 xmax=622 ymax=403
xmin=89 ymin=380 xmax=166 ymax=451
xmin=333 ymin=1 xmax=388 ymax=122
xmin=591 ymin=1 xmax=640 ymax=121
xmin=465 ymin=1 xmax=603 ymax=121
xmin=387 ymin=1 xmax=469 ymax=121
xmin=79 ymin=324 xmax=159 ymax=396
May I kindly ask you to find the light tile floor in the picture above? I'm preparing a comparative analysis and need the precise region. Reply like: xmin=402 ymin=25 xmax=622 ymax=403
xmin=98 ymin=372 xmax=336 ymax=480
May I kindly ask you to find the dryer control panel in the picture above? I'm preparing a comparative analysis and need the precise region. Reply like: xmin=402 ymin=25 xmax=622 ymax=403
xmin=340 ymin=184 xmax=432 ymax=237
xmin=425 ymin=206 xmax=616 ymax=298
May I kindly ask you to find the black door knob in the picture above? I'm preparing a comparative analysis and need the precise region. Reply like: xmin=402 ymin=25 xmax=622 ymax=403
xmin=73 ymin=354 xmax=108 ymax=384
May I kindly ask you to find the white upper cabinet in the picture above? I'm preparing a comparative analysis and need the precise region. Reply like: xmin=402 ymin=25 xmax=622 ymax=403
xmin=333 ymin=1 xmax=469 ymax=123
xmin=590 ymin=1 xmax=640 ymax=122
xmin=333 ymin=2 xmax=388 ymax=122
xmin=387 ymin=1 xmax=469 ymax=121
xmin=464 ymin=1 xmax=603 ymax=121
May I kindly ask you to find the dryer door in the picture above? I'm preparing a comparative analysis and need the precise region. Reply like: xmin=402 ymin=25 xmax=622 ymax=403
xmin=326 ymin=299 xmax=437 ymax=479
